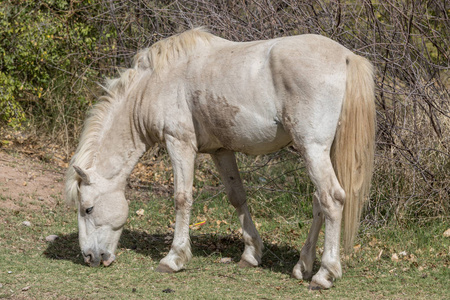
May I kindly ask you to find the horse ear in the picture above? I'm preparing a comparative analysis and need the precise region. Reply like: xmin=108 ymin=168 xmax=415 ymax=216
xmin=73 ymin=165 xmax=91 ymax=185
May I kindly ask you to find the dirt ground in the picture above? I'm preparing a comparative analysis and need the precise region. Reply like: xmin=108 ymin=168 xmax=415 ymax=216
xmin=0 ymin=131 xmax=168 ymax=212
xmin=0 ymin=150 xmax=65 ymax=211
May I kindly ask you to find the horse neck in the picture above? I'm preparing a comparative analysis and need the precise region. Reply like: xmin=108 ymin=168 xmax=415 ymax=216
xmin=92 ymin=99 xmax=146 ymax=185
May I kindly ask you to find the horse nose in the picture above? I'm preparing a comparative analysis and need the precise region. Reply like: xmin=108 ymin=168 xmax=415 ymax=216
xmin=83 ymin=249 xmax=101 ymax=267
xmin=101 ymin=252 xmax=116 ymax=267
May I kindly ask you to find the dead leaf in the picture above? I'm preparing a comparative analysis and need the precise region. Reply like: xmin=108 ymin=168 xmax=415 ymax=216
xmin=22 ymin=286 xmax=31 ymax=291
xmin=220 ymin=257 xmax=232 ymax=264
xmin=391 ymin=253 xmax=399 ymax=262
xmin=443 ymin=228 xmax=450 ymax=237
xmin=408 ymin=253 xmax=417 ymax=262
xmin=136 ymin=209 xmax=144 ymax=216
xmin=216 ymin=220 xmax=228 ymax=226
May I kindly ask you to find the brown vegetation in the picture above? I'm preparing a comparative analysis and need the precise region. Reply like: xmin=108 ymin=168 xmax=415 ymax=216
xmin=1 ymin=0 xmax=448 ymax=225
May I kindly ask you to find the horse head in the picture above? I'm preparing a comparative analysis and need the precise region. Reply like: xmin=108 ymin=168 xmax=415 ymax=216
xmin=73 ymin=166 xmax=129 ymax=267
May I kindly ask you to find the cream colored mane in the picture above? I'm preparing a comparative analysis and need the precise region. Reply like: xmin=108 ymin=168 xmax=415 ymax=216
xmin=134 ymin=27 xmax=213 ymax=74
xmin=65 ymin=28 xmax=214 ymax=206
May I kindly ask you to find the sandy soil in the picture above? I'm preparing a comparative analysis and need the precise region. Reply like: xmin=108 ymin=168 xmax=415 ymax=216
xmin=0 ymin=150 xmax=64 ymax=211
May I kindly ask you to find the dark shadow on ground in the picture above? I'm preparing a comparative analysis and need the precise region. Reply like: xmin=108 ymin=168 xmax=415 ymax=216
xmin=44 ymin=229 xmax=319 ymax=276
xmin=43 ymin=232 xmax=83 ymax=265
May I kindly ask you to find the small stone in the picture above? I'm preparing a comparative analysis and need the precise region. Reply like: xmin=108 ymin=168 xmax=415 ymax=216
xmin=45 ymin=235 xmax=59 ymax=242
xmin=22 ymin=221 xmax=31 ymax=227
xmin=38 ymin=197 xmax=45 ymax=201
xmin=136 ymin=209 xmax=144 ymax=216
xmin=22 ymin=286 xmax=31 ymax=291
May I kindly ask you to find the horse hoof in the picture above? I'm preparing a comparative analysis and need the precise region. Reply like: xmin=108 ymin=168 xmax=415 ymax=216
xmin=308 ymin=281 xmax=325 ymax=290
xmin=292 ymin=270 xmax=312 ymax=281
xmin=156 ymin=263 xmax=176 ymax=273
xmin=292 ymin=264 xmax=313 ymax=281
xmin=308 ymin=280 xmax=332 ymax=290
xmin=302 ymin=271 xmax=313 ymax=281
xmin=291 ymin=269 xmax=302 ymax=280
xmin=238 ymin=259 xmax=257 ymax=268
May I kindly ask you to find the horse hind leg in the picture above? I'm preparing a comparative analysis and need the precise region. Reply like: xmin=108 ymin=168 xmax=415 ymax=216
xmin=211 ymin=149 xmax=263 ymax=267
xmin=299 ymin=143 xmax=345 ymax=289
xmin=292 ymin=193 xmax=324 ymax=280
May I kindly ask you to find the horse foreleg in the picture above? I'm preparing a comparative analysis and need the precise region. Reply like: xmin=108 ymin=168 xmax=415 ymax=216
xmin=211 ymin=149 xmax=263 ymax=267
xmin=292 ymin=193 xmax=324 ymax=280
xmin=156 ymin=136 xmax=196 ymax=273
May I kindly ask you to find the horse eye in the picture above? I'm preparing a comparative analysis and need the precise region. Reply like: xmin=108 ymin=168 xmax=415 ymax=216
xmin=85 ymin=207 xmax=94 ymax=214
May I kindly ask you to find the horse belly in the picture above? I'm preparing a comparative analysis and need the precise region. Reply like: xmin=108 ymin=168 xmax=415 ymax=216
xmin=193 ymin=98 xmax=291 ymax=155
xmin=233 ymin=120 xmax=292 ymax=155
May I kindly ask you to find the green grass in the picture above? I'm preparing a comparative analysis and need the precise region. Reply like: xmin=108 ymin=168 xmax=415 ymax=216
xmin=0 ymin=182 xmax=449 ymax=299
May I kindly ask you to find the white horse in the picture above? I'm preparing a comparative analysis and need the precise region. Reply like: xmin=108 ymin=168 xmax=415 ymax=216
xmin=65 ymin=28 xmax=375 ymax=290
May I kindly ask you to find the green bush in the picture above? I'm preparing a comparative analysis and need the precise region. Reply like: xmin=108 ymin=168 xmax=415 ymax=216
xmin=0 ymin=0 xmax=101 ymax=128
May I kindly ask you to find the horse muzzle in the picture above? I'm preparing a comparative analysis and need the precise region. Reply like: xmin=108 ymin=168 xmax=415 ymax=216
xmin=83 ymin=249 xmax=116 ymax=267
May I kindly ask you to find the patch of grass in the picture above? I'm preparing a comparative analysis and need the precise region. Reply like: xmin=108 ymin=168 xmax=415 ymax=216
xmin=0 ymin=185 xmax=449 ymax=299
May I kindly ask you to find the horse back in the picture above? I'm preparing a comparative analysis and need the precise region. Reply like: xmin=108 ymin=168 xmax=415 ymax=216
xmin=149 ymin=35 xmax=352 ymax=154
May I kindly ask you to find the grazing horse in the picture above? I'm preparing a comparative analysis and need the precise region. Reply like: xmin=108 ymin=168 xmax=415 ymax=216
xmin=65 ymin=28 xmax=375 ymax=289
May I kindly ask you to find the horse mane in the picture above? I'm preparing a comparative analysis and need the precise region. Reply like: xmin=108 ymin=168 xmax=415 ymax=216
xmin=133 ymin=27 xmax=213 ymax=74
xmin=65 ymin=27 xmax=214 ymax=206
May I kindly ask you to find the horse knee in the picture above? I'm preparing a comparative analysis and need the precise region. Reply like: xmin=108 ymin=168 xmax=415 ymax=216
xmin=316 ymin=187 xmax=345 ymax=219
xmin=333 ymin=186 xmax=345 ymax=206
xmin=229 ymin=196 xmax=246 ymax=209
xmin=174 ymin=192 xmax=192 ymax=210
xmin=226 ymin=189 xmax=246 ymax=209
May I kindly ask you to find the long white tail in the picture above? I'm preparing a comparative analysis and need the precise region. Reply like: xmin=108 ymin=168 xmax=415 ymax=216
xmin=331 ymin=55 xmax=376 ymax=253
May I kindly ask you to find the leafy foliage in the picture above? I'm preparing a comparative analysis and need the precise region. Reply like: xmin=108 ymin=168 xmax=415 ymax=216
xmin=0 ymin=0 xmax=102 ymax=128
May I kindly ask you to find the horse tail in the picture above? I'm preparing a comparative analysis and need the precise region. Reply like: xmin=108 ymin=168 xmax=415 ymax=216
xmin=331 ymin=55 xmax=376 ymax=253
